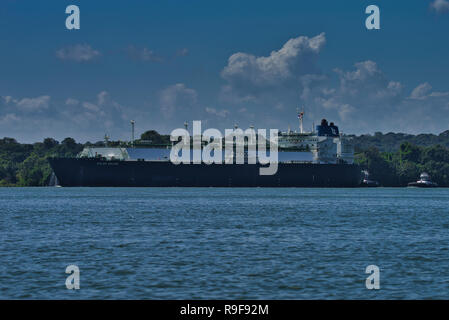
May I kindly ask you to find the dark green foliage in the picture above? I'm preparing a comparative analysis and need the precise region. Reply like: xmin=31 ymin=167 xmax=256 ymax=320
xmin=352 ymin=130 xmax=449 ymax=152
xmin=43 ymin=138 xmax=59 ymax=149
xmin=0 ymin=137 xmax=83 ymax=186
xmin=139 ymin=130 xmax=170 ymax=145
xmin=355 ymin=143 xmax=449 ymax=186
xmin=355 ymin=147 xmax=399 ymax=186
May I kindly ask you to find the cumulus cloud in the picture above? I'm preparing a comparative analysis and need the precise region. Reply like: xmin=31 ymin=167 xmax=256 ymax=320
xmin=217 ymin=35 xmax=449 ymax=134
xmin=222 ymin=33 xmax=325 ymax=87
xmin=126 ymin=46 xmax=163 ymax=62
xmin=56 ymin=44 xmax=101 ymax=62
xmin=65 ymin=98 xmax=79 ymax=106
xmin=159 ymin=83 xmax=198 ymax=118
xmin=82 ymin=101 xmax=102 ymax=113
xmin=430 ymin=0 xmax=449 ymax=13
xmin=16 ymin=95 xmax=51 ymax=111
xmin=295 ymin=60 xmax=449 ymax=134
xmin=2 ymin=96 xmax=13 ymax=104
xmin=410 ymin=82 xmax=433 ymax=100
xmin=55 ymin=91 xmax=133 ymax=140
xmin=176 ymin=48 xmax=189 ymax=57
xmin=333 ymin=61 xmax=403 ymax=102
xmin=291 ymin=60 xmax=411 ymax=132
xmin=97 ymin=91 xmax=108 ymax=105
xmin=68 ymin=91 xmax=127 ymax=127
xmin=0 ymin=113 xmax=20 ymax=126
xmin=220 ymin=33 xmax=326 ymax=104
xmin=2 ymin=95 xmax=51 ymax=111
xmin=0 ymin=90 xmax=161 ymax=142
xmin=306 ymin=60 xmax=403 ymax=120
xmin=205 ymin=107 xmax=229 ymax=118
xmin=410 ymin=82 xmax=449 ymax=100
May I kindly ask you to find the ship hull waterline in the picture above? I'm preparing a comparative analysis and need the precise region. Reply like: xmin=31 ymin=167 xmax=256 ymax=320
xmin=48 ymin=158 xmax=362 ymax=187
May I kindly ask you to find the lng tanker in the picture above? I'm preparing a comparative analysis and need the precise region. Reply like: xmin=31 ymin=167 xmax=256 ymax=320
xmin=48 ymin=118 xmax=362 ymax=187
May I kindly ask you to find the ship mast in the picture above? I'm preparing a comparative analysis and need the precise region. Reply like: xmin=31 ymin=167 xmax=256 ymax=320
xmin=297 ymin=106 xmax=305 ymax=134
xmin=104 ymin=133 xmax=110 ymax=147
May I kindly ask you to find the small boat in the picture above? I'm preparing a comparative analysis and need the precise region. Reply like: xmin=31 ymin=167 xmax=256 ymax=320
xmin=407 ymin=172 xmax=438 ymax=188
xmin=360 ymin=170 xmax=379 ymax=187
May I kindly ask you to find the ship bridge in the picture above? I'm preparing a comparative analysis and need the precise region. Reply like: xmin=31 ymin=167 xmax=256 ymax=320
xmin=78 ymin=147 xmax=129 ymax=161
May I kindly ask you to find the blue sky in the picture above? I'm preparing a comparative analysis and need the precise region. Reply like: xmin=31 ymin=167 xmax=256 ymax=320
xmin=1 ymin=0 xmax=449 ymax=142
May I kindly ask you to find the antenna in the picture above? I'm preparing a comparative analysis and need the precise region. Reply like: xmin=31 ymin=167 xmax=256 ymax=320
xmin=104 ymin=133 xmax=110 ymax=147
xmin=297 ymin=106 xmax=305 ymax=134
xmin=184 ymin=121 xmax=189 ymax=131
xmin=130 ymin=120 xmax=135 ymax=147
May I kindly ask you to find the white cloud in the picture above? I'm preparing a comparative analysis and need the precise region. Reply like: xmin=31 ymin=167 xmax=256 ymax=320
xmin=295 ymin=60 xmax=409 ymax=132
xmin=338 ymin=104 xmax=355 ymax=121
xmin=0 ymin=113 xmax=20 ymax=125
xmin=127 ymin=46 xmax=163 ymax=62
xmin=219 ymin=33 xmax=327 ymax=107
xmin=430 ymin=91 xmax=449 ymax=97
xmin=15 ymin=95 xmax=51 ymax=111
xmin=2 ymin=96 xmax=13 ymax=104
xmin=176 ymin=48 xmax=189 ymax=57
xmin=221 ymin=33 xmax=325 ymax=88
xmin=82 ymin=102 xmax=102 ymax=113
xmin=431 ymin=0 xmax=449 ymax=13
xmin=65 ymin=98 xmax=79 ymax=106
xmin=97 ymin=91 xmax=108 ymax=105
xmin=410 ymin=82 xmax=433 ymax=100
xmin=409 ymin=82 xmax=449 ymax=100
xmin=333 ymin=60 xmax=403 ymax=102
xmin=69 ymin=91 xmax=127 ymax=125
xmin=159 ymin=83 xmax=197 ymax=118
xmin=274 ymin=103 xmax=284 ymax=110
xmin=58 ymin=91 xmax=128 ymax=132
xmin=205 ymin=107 xmax=229 ymax=118
xmin=296 ymin=60 xmax=449 ymax=134
xmin=56 ymin=44 xmax=101 ymax=62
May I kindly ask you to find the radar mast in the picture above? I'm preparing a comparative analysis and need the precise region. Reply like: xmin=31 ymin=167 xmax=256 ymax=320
xmin=297 ymin=106 xmax=305 ymax=134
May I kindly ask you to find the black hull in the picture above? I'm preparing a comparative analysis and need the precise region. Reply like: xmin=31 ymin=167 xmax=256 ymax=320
xmin=48 ymin=158 xmax=362 ymax=187
xmin=407 ymin=182 xmax=438 ymax=188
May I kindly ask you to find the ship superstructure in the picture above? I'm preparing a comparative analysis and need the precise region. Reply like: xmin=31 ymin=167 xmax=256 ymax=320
xmin=74 ymin=118 xmax=355 ymax=165
xmin=277 ymin=118 xmax=354 ymax=164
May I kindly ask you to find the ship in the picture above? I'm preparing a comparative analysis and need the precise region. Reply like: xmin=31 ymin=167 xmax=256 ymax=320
xmin=48 ymin=115 xmax=362 ymax=187
xmin=407 ymin=172 xmax=438 ymax=188
xmin=360 ymin=170 xmax=379 ymax=187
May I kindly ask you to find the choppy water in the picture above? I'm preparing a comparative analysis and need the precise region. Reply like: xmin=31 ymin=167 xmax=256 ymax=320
xmin=1 ymin=187 xmax=449 ymax=299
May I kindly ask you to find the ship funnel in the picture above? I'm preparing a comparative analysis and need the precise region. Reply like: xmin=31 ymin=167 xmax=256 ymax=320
xmin=130 ymin=120 xmax=135 ymax=147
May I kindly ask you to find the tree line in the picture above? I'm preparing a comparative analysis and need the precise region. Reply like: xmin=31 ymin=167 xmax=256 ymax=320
xmin=356 ymin=143 xmax=449 ymax=186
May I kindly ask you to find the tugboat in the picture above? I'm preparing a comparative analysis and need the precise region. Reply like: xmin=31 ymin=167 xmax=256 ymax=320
xmin=360 ymin=170 xmax=379 ymax=187
xmin=407 ymin=172 xmax=438 ymax=188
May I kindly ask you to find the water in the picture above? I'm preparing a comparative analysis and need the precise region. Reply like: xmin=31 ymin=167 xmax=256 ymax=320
xmin=1 ymin=187 xmax=449 ymax=299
